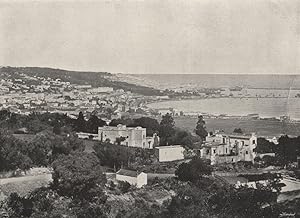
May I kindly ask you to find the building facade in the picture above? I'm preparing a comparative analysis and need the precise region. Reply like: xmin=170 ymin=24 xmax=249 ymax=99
xmin=155 ymin=145 xmax=185 ymax=162
xmin=201 ymin=132 xmax=257 ymax=164
xmin=116 ymin=169 xmax=147 ymax=188
xmin=98 ymin=125 xmax=159 ymax=149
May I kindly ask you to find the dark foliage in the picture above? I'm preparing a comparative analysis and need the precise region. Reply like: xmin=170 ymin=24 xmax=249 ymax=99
xmin=195 ymin=115 xmax=208 ymax=142
xmin=51 ymin=152 xmax=107 ymax=202
xmin=255 ymin=137 xmax=276 ymax=154
xmin=159 ymin=113 xmax=175 ymax=145
xmin=233 ymin=128 xmax=243 ymax=134
xmin=175 ymin=157 xmax=212 ymax=183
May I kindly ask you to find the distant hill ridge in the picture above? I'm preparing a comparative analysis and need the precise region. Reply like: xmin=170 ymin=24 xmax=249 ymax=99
xmin=0 ymin=66 xmax=163 ymax=96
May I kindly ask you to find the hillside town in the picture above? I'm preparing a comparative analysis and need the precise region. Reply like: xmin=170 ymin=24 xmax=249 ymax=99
xmin=0 ymin=96 xmax=300 ymax=217
xmin=0 ymin=68 xmax=299 ymax=217
xmin=0 ymin=68 xmax=164 ymax=120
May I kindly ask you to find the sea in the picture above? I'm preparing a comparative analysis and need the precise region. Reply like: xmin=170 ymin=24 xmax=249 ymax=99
xmin=129 ymin=74 xmax=300 ymax=89
xmin=128 ymin=74 xmax=300 ymax=120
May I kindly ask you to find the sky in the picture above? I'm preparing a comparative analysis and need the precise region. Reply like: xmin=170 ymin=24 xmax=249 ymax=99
xmin=0 ymin=0 xmax=299 ymax=74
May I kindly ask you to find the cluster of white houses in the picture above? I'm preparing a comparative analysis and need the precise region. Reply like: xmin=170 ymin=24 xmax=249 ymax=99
xmin=200 ymin=131 xmax=257 ymax=165
xmin=98 ymin=125 xmax=159 ymax=149
xmin=77 ymin=125 xmax=259 ymax=188
xmin=77 ymin=124 xmax=184 ymax=162
xmin=78 ymin=125 xmax=258 ymax=166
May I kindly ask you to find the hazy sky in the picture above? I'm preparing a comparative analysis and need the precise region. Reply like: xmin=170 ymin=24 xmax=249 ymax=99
xmin=0 ymin=0 xmax=299 ymax=74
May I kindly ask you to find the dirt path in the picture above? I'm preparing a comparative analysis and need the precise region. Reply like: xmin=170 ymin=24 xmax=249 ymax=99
xmin=0 ymin=174 xmax=52 ymax=185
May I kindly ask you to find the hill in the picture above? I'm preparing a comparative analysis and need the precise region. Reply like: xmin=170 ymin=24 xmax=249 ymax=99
xmin=0 ymin=66 xmax=163 ymax=96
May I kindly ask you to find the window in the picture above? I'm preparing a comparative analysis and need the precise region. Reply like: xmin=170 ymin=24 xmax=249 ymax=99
xmin=246 ymin=151 xmax=248 ymax=154
xmin=226 ymin=148 xmax=228 ymax=153
xmin=223 ymin=138 xmax=226 ymax=143
xmin=206 ymin=149 xmax=210 ymax=155
xmin=252 ymin=140 xmax=256 ymax=144
xmin=143 ymin=142 xmax=145 ymax=147
xmin=213 ymin=149 xmax=216 ymax=154
xmin=241 ymin=141 xmax=244 ymax=146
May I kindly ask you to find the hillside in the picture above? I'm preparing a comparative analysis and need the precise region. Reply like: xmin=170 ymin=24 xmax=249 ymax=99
xmin=0 ymin=66 xmax=163 ymax=96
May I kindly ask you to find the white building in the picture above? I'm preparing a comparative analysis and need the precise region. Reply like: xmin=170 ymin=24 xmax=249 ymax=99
xmin=116 ymin=169 xmax=147 ymax=188
xmin=74 ymin=84 xmax=92 ymax=89
xmin=201 ymin=132 xmax=257 ymax=165
xmin=98 ymin=125 xmax=159 ymax=149
xmin=76 ymin=132 xmax=99 ymax=140
xmin=155 ymin=145 xmax=185 ymax=162
xmin=88 ymin=87 xmax=114 ymax=94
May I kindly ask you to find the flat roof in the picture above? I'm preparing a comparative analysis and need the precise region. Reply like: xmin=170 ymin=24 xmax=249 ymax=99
xmin=227 ymin=135 xmax=252 ymax=139
xmin=116 ymin=169 xmax=144 ymax=177
xmin=98 ymin=126 xmax=145 ymax=131
xmin=155 ymin=145 xmax=183 ymax=149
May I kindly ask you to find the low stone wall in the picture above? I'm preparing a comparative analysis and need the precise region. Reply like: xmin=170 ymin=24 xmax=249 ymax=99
xmin=215 ymin=156 xmax=239 ymax=164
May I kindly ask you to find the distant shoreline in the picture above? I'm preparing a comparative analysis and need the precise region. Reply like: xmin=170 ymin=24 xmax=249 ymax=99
xmin=147 ymin=97 xmax=300 ymax=122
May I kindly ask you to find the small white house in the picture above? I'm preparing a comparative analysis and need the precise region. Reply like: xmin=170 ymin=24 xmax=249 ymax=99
xmin=76 ymin=132 xmax=99 ymax=140
xmin=155 ymin=145 xmax=185 ymax=162
xmin=116 ymin=169 xmax=147 ymax=188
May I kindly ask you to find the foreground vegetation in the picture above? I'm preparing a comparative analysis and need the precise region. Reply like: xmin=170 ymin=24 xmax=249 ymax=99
xmin=0 ymin=110 xmax=300 ymax=217
xmin=1 ymin=155 xmax=298 ymax=218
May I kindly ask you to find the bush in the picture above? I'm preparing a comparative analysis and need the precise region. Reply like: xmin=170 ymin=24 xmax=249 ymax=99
xmin=118 ymin=181 xmax=131 ymax=193
xmin=175 ymin=158 xmax=212 ymax=183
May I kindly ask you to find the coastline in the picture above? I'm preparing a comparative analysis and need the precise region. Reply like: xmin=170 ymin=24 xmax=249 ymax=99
xmin=146 ymin=96 xmax=300 ymax=122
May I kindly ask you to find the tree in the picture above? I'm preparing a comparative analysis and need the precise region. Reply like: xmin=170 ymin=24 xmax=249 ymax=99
xmin=132 ymin=117 xmax=160 ymax=136
xmin=0 ymin=132 xmax=33 ymax=171
xmin=233 ymin=128 xmax=243 ymax=134
xmin=255 ymin=138 xmax=276 ymax=154
xmin=109 ymin=118 xmax=134 ymax=127
xmin=275 ymin=135 xmax=299 ymax=164
xmin=93 ymin=141 xmax=151 ymax=169
xmin=51 ymin=152 xmax=107 ymax=203
xmin=165 ymin=183 xmax=211 ymax=218
xmin=51 ymin=132 xmax=85 ymax=158
xmin=75 ymin=112 xmax=86 ymax=132
xmin=209 ymin=184 xmax=280 ymax=218
xmin=93 ymin=142 xmax=131 ymax=169
xmin=169 ymin=129 xmax=198 ymax=149
xmin=5 ymin=192 xmax=33 ymax=217
xmin=175 ymin=157 xmax=212 ymax=183
xmin=26 ymin=131 xmax=84 ymax=166
xmin=159 ymin=113 xmax=175 ymax=145
xmin=195 ymin=115 xmax=208 ymax=142
xmin=86 ymin=115 xmax=106 ymax=134
xmin=52 ymin=121 xmax=62 ymax=135
xmin=115 ymin=136 xmax=126 ymax=145
xmin=25 ymin=118 xmax=50 ymax=134
xmin=118 ymin=181 xmax=131 ymax=193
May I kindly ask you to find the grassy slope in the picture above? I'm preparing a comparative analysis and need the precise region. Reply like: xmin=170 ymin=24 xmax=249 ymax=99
xmin=175 ymin=116 xmax=300 ymax=137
